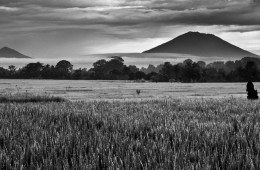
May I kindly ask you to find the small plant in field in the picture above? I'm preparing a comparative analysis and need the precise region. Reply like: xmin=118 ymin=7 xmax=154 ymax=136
xmin=15 ymin=85 xmax=21 ymax=93
xmin=25 ymin=90 xmax=28 ymax=99
xmin=66 ymin=86 xmax=72 ymax=91
xmin=232 ymin=118 xmax=240 ymax=133
xmin=136 ymin=89 xmax=141 ymax=95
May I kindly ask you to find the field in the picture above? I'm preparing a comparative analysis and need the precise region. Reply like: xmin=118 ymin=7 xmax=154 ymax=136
xmin=0 ymin=80 xmax=260 ymax=169
xmin=1 ymin=98 xmax=260 ymax=169
xmin=0 ymin=79 xmax=257 ymax=101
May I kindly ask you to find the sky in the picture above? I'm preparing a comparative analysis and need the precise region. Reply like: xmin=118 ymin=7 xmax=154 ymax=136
xmin=0 ymin=0 xmax=260 ymax=59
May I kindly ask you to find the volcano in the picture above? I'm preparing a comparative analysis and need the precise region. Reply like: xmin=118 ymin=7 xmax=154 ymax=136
xmin=0 ymin=47 xmax=31 ymax=58
xmin=143 ymin=32 xmax=258 ymax=58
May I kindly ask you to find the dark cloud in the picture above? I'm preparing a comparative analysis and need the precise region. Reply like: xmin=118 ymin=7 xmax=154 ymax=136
xmin=0 ymin=0 xmax=259 ymax=56
xmin=225 ymin=26 xmax=260 ymax=32
xmin=251 ymin=0 xmax=260 ymax=4
xmin=1 ymin=0 xmax=259 ymax=29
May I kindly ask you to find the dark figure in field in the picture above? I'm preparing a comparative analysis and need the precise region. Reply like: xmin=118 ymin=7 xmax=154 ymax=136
xmin=247 ymin=81 xmax=258 ymax=100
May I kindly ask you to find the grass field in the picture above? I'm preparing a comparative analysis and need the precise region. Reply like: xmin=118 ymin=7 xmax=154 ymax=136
xmin=0 ymin=92 xmax=65 ymax=103
xmin=0 ymin=79 xmax=257 ymax=101
xmin=0 ymin=97 xmax=260 ymax=169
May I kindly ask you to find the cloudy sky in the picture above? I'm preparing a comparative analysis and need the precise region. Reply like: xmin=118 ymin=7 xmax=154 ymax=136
xmin=0 ymin=0 xmax=260 ymax=59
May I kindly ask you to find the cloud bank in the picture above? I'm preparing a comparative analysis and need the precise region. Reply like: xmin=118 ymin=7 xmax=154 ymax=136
xmin=0 ymin=0 xmax=259 ymax=58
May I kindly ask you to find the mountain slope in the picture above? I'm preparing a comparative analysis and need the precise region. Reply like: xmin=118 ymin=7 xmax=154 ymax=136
xmin=0 ymin=47 xmax=31 ymax=58
xmin=143 ymin=32 xmax=258 ymax=58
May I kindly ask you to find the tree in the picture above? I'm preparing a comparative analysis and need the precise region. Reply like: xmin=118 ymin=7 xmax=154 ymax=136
xmin=134 ymin=71 xmax=146 ymax=80
xmin=91 ymin=59 xmax=107 ymax=79
xmin=240 ymin=61 xmax=259 ymax=81
xmin=183 ymin=59 xmax=193 ymax=66
xmin=146 ymin=71 xmax=163 ymax=82
xmin=41 ymin=64 xmax=55 ymax=79
xmin=182 ymin=60 xmax=202 ymax=82
xmin=197 ymin=61 xmax=206 ymax=68
xmin=93 ymin=59 xmax=107 ymax=69
xmin=202 ymin=68 xmax=219 ymax=82
xmin=21 ymin=62 xmax=44 ymax=78
xmin=8 ymin=65 xmax=16 ymax=72
xmin=160 ymin=62 xmax=174 ymax=81
xmin=73 ymin=68 xmax=83 ymax=80
xmin=172 ymin=64 xmax=183 ymax=82
xmin=56 ymin=60 xmax=73 ymax=72
xmin=224 ymin=61 xmax=236 ymax=73
xmin=0 ymin=67 xmax=8 ymax=78
xmin=8 ymin=65 xmax=16 ymax=78
xmin=55 ymin=60 xmax=73 ymax=79
xmin=72 ymin=68 xmax=89 ymax=80
xmin=92 ymin=57 xmax=125 ymax=79
xmin=106 ymin=58 xmax=124 ymax=73
xmin=128 ymin=65 xmax=139 ymax=73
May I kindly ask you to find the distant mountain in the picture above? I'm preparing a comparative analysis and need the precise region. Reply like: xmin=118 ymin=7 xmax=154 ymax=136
xmin=143 ymin=32 xmax=259 ymax=58
xmin=0 ymin=47 xmax=31 ymax=58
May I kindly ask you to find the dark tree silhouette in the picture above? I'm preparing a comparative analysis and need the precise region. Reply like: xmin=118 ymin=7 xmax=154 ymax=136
xmin=21 ymin=62 xmax=44 ymax=78
xmin=55 ymin=60 xmax=73 ymax=79
xmin=0 ymin=57 xmax=260 ymax=83
xmin=247 ymin=81 xmax=258 ymax=100
xmin=8 ymin=65 xmax=16 ymax=78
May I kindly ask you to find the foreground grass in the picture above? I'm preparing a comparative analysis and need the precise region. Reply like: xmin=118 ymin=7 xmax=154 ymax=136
xmin=0 ymin=93 xmax=65 ymax=103
xmin=0 ymin=98 xmax=260 ymax=169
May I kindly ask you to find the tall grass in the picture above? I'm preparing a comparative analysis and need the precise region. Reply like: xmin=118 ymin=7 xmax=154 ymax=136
xmin=0 ymin=92 xmax=66 ymax=103
xmin=0 ymin=98 xmax=260 ymax=169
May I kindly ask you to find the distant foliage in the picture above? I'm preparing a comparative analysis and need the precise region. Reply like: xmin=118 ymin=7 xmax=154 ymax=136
xmin=1 ymin=57 xmax=260 ymax=82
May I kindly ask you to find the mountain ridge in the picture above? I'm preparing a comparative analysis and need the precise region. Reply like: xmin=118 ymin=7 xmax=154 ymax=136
xmin=0 ymin=47 xmax=31 ymax=58
xmin=143 ymin=32 xmax=259 ymax=58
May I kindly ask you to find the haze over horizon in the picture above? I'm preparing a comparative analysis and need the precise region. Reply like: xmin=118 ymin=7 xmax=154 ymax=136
xmin=0 ymin=0 xmax=260 ymax=59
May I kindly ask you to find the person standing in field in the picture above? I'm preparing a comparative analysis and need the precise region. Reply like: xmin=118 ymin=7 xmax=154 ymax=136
xmin=247 ymin=81 xmax=259 ymax=99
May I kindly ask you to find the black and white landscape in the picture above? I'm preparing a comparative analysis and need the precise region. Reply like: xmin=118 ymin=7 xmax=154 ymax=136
xmin=0 ymin=0 xmax=260 ymax=169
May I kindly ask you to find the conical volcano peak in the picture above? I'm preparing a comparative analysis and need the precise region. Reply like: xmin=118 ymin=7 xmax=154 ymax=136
xmin=143 ymin=32 xmax=258 ymax=58
xmin=1 ymin=47 xmax=13 ymax=51
xmin=175 ymin=32 xmax=219 ymax=41
xmin=184 ymin=31 xmax=213 ymax=36
xmin=0 ymin=47 xmax=31 ymax=58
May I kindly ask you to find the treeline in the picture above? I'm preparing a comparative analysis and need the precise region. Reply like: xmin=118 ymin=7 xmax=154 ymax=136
xmin=0 ymin=56 xmax=260 ymax=82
